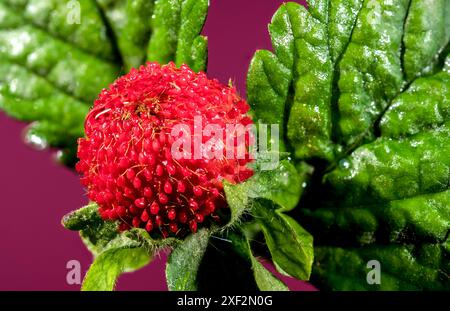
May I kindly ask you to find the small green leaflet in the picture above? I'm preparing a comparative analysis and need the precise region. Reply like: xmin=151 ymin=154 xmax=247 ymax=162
xmin=147 ymin=0 xmax=209 ymax=72
xmin=95 ymin=0 xmax=155 ymax=70
xmin=229 ymin=231 xmax=288 ymax=291
xmin=82 ymin=247 xmax=151 ymax=291
xmin=165 ymin=227 xmax=288 ymax=291
xmin=63 ymin=204 xmax=121 ymax=256
xmin=247 ymin=2 xmax=334 ymax=160
xmin=166 ymin=228 xmax=210 ymax=291
xmin=63 ymin=203 xmax=177 ymax=290
xmin=223 ymin=156 xmax=313 ymax=281
xmin=253 ymin=199 xmax=314 ymax=281
xmin=223 ymin=157 xmax=304 ymax=228
xmin=96 ymin=0 xmax=209 ymax=72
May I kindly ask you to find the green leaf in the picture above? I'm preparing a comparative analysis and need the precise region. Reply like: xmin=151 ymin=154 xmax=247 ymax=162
xmin=251 ymin=258 xmax=289 ymax=291
xmin=230 ymin=231 xmax=288 ymax=291
xmin=96 ymin=0 xmax=210 ymax=71
xmin=63 ymin=203 xmax=176 ymax=256
xmin=62 ymin=203 xmax=100 ymax=231
xmin=0 ymin=2 xmax=120 ymax=102
xmin=223 ymin=180 xmax=250 ymax=227
xmin=82 ymin=246 xmax=152 ymax=291
xmin=6 ymin=0 xmax=117 ymax=61
xmin=147 ymin=0 xmax=208 ymax=72
xmin=403 ymin=0 xmax=448 ymax=81
xmin=327 ymin=0 xmax=364 ymax=63
xmin=250 ymin=0 xmax=450 ymax=290
xmin=313 ymin=240 xmax=450 ymax=290
xmin=63 ymin=203 xmax=121 ymax=256
xmin=222 ymin=155 xmax=313 ymax=282
xmin=0 ymin=0 xmax=119 ymax=157
xmin=337 ymin=0 xmax=410 ymax=146
xmin=326 ymin=125 xmax=450 ymax=208
xmin=380 ymin=67 xmax=450 ymax=138
xmin=1 ymin=0 xmax=209 ymax=164
xmin=247 ymin=2 xmax=334 ymax=160
xmin=63 ymin=204 xmax=182 ymax=291
xmin=223 ymin=157 xmax=305 ymax=227
xmin=247 ymin=159 xmax=304 ymax=212
xmin=300 ymin=62 xmax=450 ymax=289
xmin=166 ymin=228 xmax=210 ymax=291
xmin=95 ymin=0 xmax=155 ymax=70
xmin=63 ymin=204 xmax=152 ymax=291
xmin=124 ymin=227 xmax=181 ymax=252
xmin=253 ymin=199 xmax=314 ymax=280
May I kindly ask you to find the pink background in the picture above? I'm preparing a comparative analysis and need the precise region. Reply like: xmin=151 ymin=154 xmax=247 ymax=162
xmin=0 ymin=0 xmax=313 ymax=290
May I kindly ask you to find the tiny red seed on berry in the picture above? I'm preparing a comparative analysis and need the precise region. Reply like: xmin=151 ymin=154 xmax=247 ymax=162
xmin=155 ymin=215 xmax=163 ymax=227
xmin=118 ymin=158 xmax=130 ymax=169
xmin=124 ymin=187 xmax=134 ymax=198
xmin=211 ymin=188 xmax=220 ymax=198
xmin=104 ymin=191 xmax=114 ymax=203
xmin=195 ymin=213 xmax=204 ymax=223
xmin=145 ymin=220 xmax=153 ymax=232
xmin=119 ymin=223 xmax=130 ymax=232
xmin=159 ymin=193 xmax=169 ymax=204
xmin=198 ymin=174 xmax=207 ymax=184
xmin=152 ymin=140 xmax=160 ymax=152
xmin=134 ymin=198 xmax=146 ymax=209
xmin=116 ymin=206 xmax=127 ymax=217
xmin=159 ymin=134 xmax=166 ymax=144
xmin=143 ymin=187 xmax=153 ymax=198
xmin=150 ymin=202 xmax=160 ymax=215
xmin=129 ymin=204 xmax=139 ymax=215
xmin=132 ymin=216 xmax=141 ymax=228
xmin=167 ymin=163 xmax=176 ymax=175
xmin=147 ymin=153 xmax=156 ymax=166
xmin=161 ymin=228 xmax=169 ymax=238
xmin=167 ymin=209 xmax=176 ymax=221
xmin=189 ymin=220 xmax=198 ymax=233
xmin=143 ymin=168 xmax=153 ymax=181
xmin=205 ymin=201 xmax=215 ymax=213
xmin=177 ymin=180 xmax=186 ymax=193
xmin=88 ymin=190 xmax=97 ymax=201
xmin=236 ymin=100 xmax=250 ymax=113
xmin=178 ymin=211 xmax=188 ymax=224
xmin=140 ymin=209 xmax=149 ymax=222
xmin=133 ymin=176 xmax=142 ymax=189
xmin=130 ymin=150 xmax=138 ymax=162
xmin=138 ymin=152 xmax=147 ymax=164
xmin=126 ymin=169 xmax=135 ymax=180
xmin=164 ymin=181 xmax=173 ymax=194
xmin=169 ymin=223 xmax=178 ymax=233
xmin=155 ymin=164 xmax=164 ymax=177
xmin=193 ymin=186 xmax=203 ymax=197
xmin=144 ymin=139 xmax=152 ymax=152
xmin=180 ymin=167 xmax=191 ymax=177
xmin=109 ymin=208 xmax=119 ymax=220
xmin=189 ymin=199 xmax=199 ymax=211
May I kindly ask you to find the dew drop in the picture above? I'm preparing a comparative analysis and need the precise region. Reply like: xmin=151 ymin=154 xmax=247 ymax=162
xmin=339 ymin=159 xmax=351 ymax=170
xmin=23 ymin=126 xmax=48 ymax=151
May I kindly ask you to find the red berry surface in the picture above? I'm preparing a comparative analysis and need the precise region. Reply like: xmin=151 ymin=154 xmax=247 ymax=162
xmin=76 ymin=62 xmax=253 ymax=238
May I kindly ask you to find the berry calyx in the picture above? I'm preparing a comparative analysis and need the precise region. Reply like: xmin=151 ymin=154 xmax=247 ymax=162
xmin=76 ymin=62 xmax=254 ymax=238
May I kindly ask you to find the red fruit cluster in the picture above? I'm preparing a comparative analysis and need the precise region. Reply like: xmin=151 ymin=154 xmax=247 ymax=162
xmin=76 ymin=62 xmax=254 ymax=238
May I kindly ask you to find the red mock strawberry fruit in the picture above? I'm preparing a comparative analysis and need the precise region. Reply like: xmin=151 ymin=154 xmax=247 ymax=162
xmin=76 ymin=62 xmax=254 ymax=238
